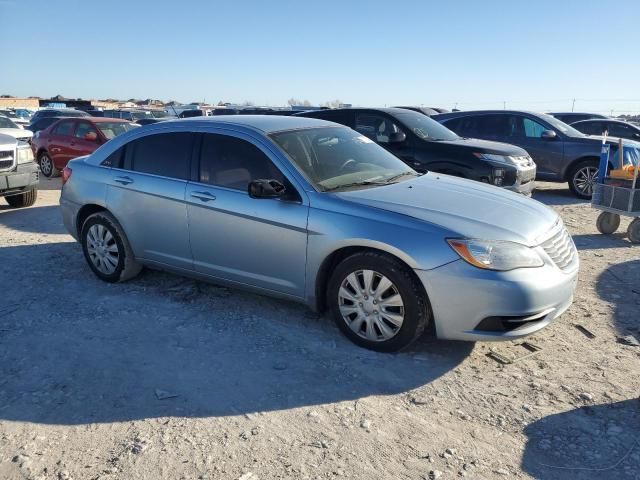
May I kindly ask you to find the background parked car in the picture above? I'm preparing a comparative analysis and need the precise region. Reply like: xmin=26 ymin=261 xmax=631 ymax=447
xmin=434 ymin=110 xmax=627 ymax=199
xmin=30 ymin=108 xmax=89 ymax=124
xmin=0 ymin=109 xmax=30 ymax=126
xmin=0 ymin=133 xmax=39 ymax=208
xmin=297 ymin=107 xmax=537 ymax=195
xmin=60 ymin=116 xmax=577 ymax=352
xmin=547 ymin=112 xmax=608 ymax=124
xmin=103 ymin=109 xmax=155 ymax=122
xmin=571 ymin=119 xmax=640 ymax=141
xmin=393 ymin=106 xmax=441 ymax=116
xmin=31 ymin=117 xmax=138 ymax=177
xmin=26 ymin=115 xmax=65 ymax=134
xmin=0 ymin=115 xmax=33 ymax=142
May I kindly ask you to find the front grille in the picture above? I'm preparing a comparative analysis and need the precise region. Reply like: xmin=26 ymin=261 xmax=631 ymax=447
xmin=540 ymin=225 xmax=577 ymax=271
xmin=0 ymin=150 xmax=15 ymax=171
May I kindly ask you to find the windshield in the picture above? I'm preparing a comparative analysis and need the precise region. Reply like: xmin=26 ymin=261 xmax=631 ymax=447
xmin=96 ymin=122 xmax=139 ymax=139
xmin=271 ymin=126 xmax=419 ymax=192
xmin=394 ymin=111 xmax=459 ymax=141
xmin=0 ymin=116 xmax=18 ymax=128
xmin=0 ymin=110 xmax=18 ymax=119
xmin=539 ymin=113 xmax=585 ymax=137
xmin=151 ymin=111 xmax=171 ymax=118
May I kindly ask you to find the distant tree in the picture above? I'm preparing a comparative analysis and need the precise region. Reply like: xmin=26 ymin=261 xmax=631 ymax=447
xmin=320 ymin=99 xmax=343 ymax=108
xmin=0 ymin=94 xmax=15 ymax=98
xmin=240 ymin=100 xmax=255 ymax=106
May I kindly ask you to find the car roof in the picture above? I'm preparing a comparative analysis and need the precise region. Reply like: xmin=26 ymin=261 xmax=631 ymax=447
xmin=433 ymin=109 xmax=552 ymax=120
xmin=168 ymin=115 xmax=339 ymax=133
xmin=548 ymin=112 xmax=604 ymax=116
xmin=573 ymin=118 xmax=637 ymax=126
xmin=82 ymin=117 xmax=133 ymax=123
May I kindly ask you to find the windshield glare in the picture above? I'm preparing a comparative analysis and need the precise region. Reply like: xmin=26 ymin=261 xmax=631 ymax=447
xmin=539 ymin=113 xmax=584 ymax=137
xmin=271 ymin=127 xmax=418 ymax=191
xmin=0 ymin=117 xmax=18 ymax=128
xmin=96 ymin=122 xmax=139 ymax=139
xmin=395 ymin=111 xmax=459 ymax=141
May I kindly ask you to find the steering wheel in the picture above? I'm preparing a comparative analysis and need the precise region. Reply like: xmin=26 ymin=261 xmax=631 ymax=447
xmin=340 ymin=159 xmax=357 ymax=171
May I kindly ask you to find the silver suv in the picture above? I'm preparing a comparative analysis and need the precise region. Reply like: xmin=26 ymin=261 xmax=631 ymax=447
xmin=60 ymin=116 xmax=578 ymax=351
xmin=0 ymin=133 xmax=38 ymax=208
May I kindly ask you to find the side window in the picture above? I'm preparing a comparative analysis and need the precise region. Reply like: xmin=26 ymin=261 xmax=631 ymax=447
xmin=101 ymin=147 xmax=124 ymax=167
xmin=582 ymin=122 xmax=602 ymax=135
xmin=354 ymin=114 xmax=403 ymax=144
xmin=127 ymin=132 xmax=193 ymax=179
xmin=473 ymin=114 xmax=512 ymax=137
xmin=52 ymin=120 xmax=75 ymax=136
xmin=522 ymin=117 xmax=547 ymax=138
xmin=199 ymin=133 xmax=285 ymax=191
xmin=443 ymin=117 xmax=476 ymax=137
xmin=607 ymin=123 xmax=632 ymax=138
xmin=74 ymin=121 xmax=98 ymax=139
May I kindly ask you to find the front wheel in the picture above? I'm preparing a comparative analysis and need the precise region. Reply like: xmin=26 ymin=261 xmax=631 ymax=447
xmin=327 ymin=251 xmax=429 ymax=352
xmin=5 ymin=188 xmax=37 ymax=208
xmin=568 ymin=160 xmax=598 ymax=199
xmin=38 ymin=151 xmax=60 ymax=178
xmin=596 ymin=212 xmax=620 ymax=234
xmin=81 ymin=211 xmax=142 ymax=282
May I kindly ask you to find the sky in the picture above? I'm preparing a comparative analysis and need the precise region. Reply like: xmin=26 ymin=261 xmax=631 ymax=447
xmin=1 ymin=0 xmax=639 ymax=114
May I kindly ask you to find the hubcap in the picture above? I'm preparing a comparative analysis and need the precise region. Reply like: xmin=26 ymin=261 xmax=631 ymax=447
xmin=338 ymin=269 xmax=404 ymax=342
xmin=86 ymin=224 xmax=119 ymax=275
xmin=574 ymin=166 xmax=598 ymax=196
xmin=40 ymin=155 xmax=51 ymax=176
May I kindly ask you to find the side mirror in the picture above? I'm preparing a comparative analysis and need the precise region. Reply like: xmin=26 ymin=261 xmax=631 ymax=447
xmin=248 ymin=179 xmax=286 ymax=199
xmin=633 ymin=133 xmax=640 ymax=139
xmin=389 ymin=131 xmax=407 ymax=143
xmin=84 ymin=131 xmax=98 ymax=142
xmin=541 ymin=130 xmax=557 ymax=140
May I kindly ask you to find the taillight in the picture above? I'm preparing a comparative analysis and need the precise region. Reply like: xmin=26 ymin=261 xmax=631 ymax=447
xmin=62 ymin=166 xmax=72 ymax=185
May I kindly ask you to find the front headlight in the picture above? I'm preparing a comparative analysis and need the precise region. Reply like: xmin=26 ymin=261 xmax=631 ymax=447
xmin=474 ymin=153 xmax=515 ymax=165
xmin=447 ymin=239 xmax=544 ymax=271
xmin=16 ymin=147 xmax=34 ymax=164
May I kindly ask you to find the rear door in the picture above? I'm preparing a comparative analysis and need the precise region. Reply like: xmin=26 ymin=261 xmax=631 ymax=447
xmin=105 ymin=131 xmax=194 ymax=270
xmin=47 ymin=119 xmax=77 ymax=169
xmin=185 ymin=131 xmax=309 ymax=297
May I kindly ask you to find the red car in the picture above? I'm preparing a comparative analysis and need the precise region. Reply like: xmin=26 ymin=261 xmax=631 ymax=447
xmin=31 ymin=117 xmax=138 ymax=177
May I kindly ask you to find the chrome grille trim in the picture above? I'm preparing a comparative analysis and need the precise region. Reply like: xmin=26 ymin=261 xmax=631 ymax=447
xmin=0 ymin=149 xmax=16 ymax=172
xmin=539 ymin=223 xmax=578 ymax=271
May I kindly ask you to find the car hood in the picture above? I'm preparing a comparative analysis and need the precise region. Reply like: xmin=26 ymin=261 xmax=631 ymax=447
xmin=437 ymin=137 xmax=529 ymax=156
xmin=0 ymin=128 xmax=33 ymax=139
xmin=337 ymin=173 xmax=559 ymax=246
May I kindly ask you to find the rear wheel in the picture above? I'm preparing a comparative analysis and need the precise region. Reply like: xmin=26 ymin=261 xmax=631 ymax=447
xmin=81 ymin=211 xmax=142 ymax=282
xmin=568 ymin=160 xmax=598 ymax=199
xmin=596 ymin=212 xmax=620 ymax=234
xmin=628 ymin=218 xmax=640 ymax=244
xmin=5 ymin=188 xmax=37 ymax=208
xmin=38 ymin=151 xmax=60 ymax=178
xmin=327 ymin=251 xmax=429 ymax=352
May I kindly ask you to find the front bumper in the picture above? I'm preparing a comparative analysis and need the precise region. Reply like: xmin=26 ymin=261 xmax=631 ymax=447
xmin=0 ymin=162 xmax=39 ymax=196
xmin=416 ymin=259 xmax=578 ymax=341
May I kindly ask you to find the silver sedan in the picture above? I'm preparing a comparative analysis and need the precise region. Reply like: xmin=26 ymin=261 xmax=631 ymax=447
xmin=60 ymin=116 xmax=579 ymax=352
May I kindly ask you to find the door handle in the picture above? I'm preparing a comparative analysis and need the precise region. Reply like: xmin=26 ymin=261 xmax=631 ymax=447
xmin=190 ymin=191 xmax=216 ymax=202
xmin=114 ymin=176 xmax=134 ymax=185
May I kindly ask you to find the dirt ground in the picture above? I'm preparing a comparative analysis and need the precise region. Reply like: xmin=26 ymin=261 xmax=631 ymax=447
xmin=0 ymin=177 xmax=638 ymax=480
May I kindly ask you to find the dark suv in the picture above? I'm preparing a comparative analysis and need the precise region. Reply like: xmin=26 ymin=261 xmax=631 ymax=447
xmin=434 ymin=110 xmax=625 ymax=199
xmin=571 ymin=119 xmax=640 ymax=141
xmin=296 ymin=108 xmax=536 ymax=195
xmin=547 ymin=112 xmax=608 ymax=124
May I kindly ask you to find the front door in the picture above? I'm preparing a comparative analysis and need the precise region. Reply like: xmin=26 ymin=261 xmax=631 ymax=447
xmin=511 ymin=115 xmax=564 ymax=179
xmin=70 ymin=120 xmax=101 ymax=160
xmin=186 ymin=132 xmax=308 ymax=298
xmin=105 ymin=131 xmax=194 ymax=270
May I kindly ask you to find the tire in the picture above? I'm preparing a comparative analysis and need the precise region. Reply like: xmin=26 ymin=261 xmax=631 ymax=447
xmin=327 ymin=251 xmax=429 ymax=352
xmin=38 ymin=151 xmax=60 ymax=178
xmin=5 ymin=188 xmax=38 ymax=208
xmin=568 ymin=160 xmax=598 ymax=199
xmin=628 ymin=218 xmax=640 ymax=244
xmin=80 ymin=211 xmax=142 ymax=282
xmin=596 ymin=212 xmax=620 ymax=234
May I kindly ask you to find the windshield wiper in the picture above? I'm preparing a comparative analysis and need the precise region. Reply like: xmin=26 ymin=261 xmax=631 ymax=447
xmin=384 ymin=171 xmax=423 ymax=183
xmin=323 ymin=180 xmax=390 ymax=192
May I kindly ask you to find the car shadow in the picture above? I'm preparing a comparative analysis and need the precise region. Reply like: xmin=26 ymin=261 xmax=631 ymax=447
xmin=571 ymin=232 xmax=631 ymax=251
xmin=0 ymin=204 xmax=67 ymax=234
xmin=595 ymin=258 xmax=640 ymax=337
xmin=0 ymin=241 xmax=473 ymax=425
xmin=533 ymin=185 xmax=585 ymax=206
xmin=521 ymin=399 xmax=640 ymax=479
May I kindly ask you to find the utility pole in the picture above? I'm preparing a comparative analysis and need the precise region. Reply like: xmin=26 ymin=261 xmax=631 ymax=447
xmin=503 ymin=101 xmax=506 ymax=110
xmin=571 ymin=98 xmax=576 ymax=112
